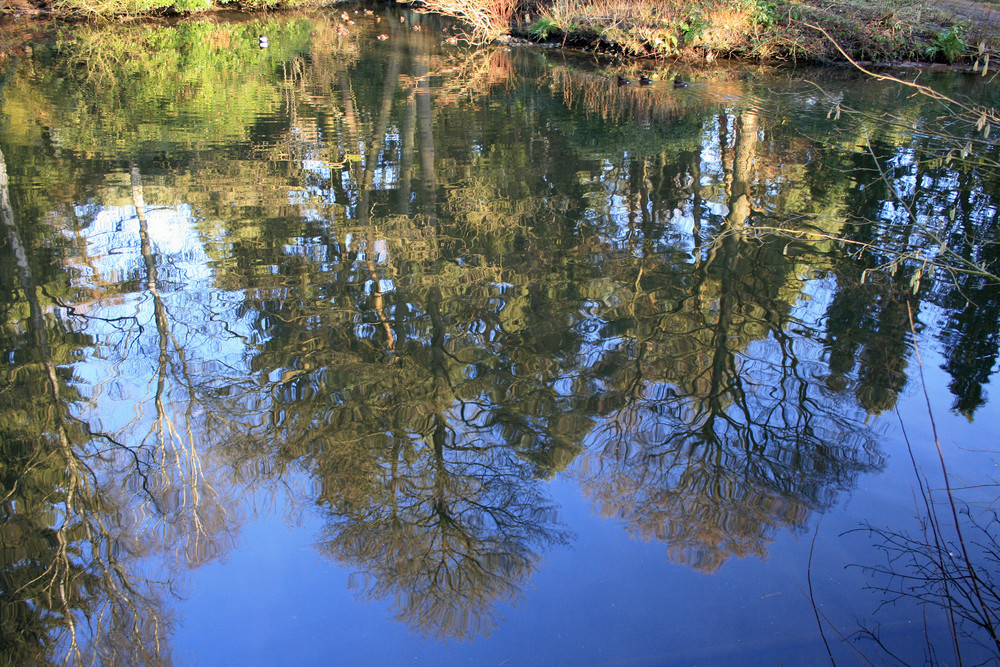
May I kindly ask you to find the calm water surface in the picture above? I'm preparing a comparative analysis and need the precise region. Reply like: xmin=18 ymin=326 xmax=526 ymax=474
xmin=2 ymin=7 xmax=999 ymax=665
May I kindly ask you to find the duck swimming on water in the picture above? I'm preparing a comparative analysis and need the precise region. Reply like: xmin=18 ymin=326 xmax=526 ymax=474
xmin=673 ymin=75 xmax=688 ymax=88
xmin=638 ymin=74 xmax=652 ymax=86
xmin=617 ymin=75 xmax=631 ymax=86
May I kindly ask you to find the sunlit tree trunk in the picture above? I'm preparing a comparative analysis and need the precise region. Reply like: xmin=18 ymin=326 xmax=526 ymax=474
xmin=397 ymin=96 xmax=417 ymax=215
xmin=697 ymin=112 xmax=758 ymax=433
xmin=131 ymin=163 xmax=225 ymax=567
xmin=413 ymin=45 xmax=437 ymax=219
xmin=0 ymin=143 xmax=85 ymax=663
xmin=132 ymin=163 xmax=170 ymax=404
xmin=357 ymin=43 xmax=403 ymax=352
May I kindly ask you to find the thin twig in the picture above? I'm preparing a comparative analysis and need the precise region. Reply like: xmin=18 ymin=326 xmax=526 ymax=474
xmin=808 ymin=519 xmax=837 ymax=666
xmin=906 ymin=300 xmax=1000 ymax=653
xmin=804 ymin=23 xmax=999 ymax=126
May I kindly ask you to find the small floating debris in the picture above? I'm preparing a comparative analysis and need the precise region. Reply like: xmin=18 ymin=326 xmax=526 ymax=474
xmin=258 ymin=35 xmax=269 ymax=49
xmin=377 ymin=34 xmax=389 ymax=41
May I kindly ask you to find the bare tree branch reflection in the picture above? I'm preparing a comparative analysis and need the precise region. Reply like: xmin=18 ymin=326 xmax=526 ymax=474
xmin=0 ymin=147 xmax=173 ymax=665
xmin=7 ymin=19 xmax=1000 ymax=656
xmin=568 ymin=112 xmax=885 ymax=571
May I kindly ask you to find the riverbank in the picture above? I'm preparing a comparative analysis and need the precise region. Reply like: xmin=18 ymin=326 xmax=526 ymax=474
xmin=492 ymin=0 xmax=1000 ymax=66
xmin=0 ymin=0 xmax=998 ymax=67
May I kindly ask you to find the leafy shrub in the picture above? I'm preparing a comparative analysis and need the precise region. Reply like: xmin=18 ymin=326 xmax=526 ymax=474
xmin=751 ymin=0 xmax=779 ymax=29
xmin=530 ymin=17 xmax=559 ymax=40
xmin=679 ymin=13 xmax=707 ymax=43
xmin=925 ymin=26 xmax=967 ymax=64
xmin=649 ymin=27 xmax=680 ymax=55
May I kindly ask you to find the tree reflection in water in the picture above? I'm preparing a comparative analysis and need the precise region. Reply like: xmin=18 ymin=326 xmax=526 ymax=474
xmin=563 ymin=111 xmax=884 ymax=571
xmin=0 ymin=152 xmax=237 ymax=661
xmin=0 ymin=9 xmax=998 ymax=657
xmin=2 ymin=150 xmax=174 ymax=664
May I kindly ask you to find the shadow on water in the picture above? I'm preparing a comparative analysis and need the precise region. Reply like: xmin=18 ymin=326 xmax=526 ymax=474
xmin=0 ymin=7 xmax=998 ymax=662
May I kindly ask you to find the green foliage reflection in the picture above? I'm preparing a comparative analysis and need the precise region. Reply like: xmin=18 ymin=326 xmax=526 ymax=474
xmin=0 ymin=13 xmax=999 ymax=654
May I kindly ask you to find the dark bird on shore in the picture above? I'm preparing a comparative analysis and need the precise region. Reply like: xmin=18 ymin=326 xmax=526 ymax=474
xmin=617 ymin=75 xmax=631 ymax=86
xmin=638 ymin=74 xmax=652 ymax=86
xmin=673 ymin=75 xmax=688 ymax=88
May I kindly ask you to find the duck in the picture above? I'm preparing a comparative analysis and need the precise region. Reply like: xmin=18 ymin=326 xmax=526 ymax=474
xmin=638 ymin=74 xmax=652 ymax=86
xmin=673 ymin=75 xmax=688 ymax=88
xmin=617 ymin=75 xmax=631 ymax=86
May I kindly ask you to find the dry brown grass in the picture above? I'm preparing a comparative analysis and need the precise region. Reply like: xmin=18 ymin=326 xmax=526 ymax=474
xmin=533 ymin=0 xmax=758 ymax=57
xmin=419 ymin=0 xmax=521 ymax=42
xmin=520 ymin=0 xmax=1000 ymax=62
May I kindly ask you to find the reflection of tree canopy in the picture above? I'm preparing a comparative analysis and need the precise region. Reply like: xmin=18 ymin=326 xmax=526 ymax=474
xmin=3 ymin=12 xmax=1000 ymax=651
xmin=197 ymin=30 xmax=592 ymax=640
xmin=0 ymin=149 xmax=239 ymax=662
xmin=0 ymin=149 xmax=172 ymax=664
xmin=195 ymin=31 xmax=935 ymax=593
xmin=574 ymin=358 xmax=882 ymax=572
xmin=552 ymin=112 xmax=886 ymax=571
xmin=318 ymin=409 xmax=567 ymax=639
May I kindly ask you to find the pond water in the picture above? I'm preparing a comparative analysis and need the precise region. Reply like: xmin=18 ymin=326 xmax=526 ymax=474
xmin=2 ymin=6 xmax=999 ymax=665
